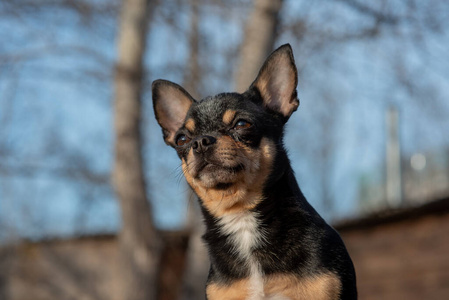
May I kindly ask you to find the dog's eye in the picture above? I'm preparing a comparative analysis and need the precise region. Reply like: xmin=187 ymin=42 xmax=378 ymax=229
xmin=234 ymin=119 xmax=251 ymax=130
xmin=176 ymin=134 xmax=191 ymax=146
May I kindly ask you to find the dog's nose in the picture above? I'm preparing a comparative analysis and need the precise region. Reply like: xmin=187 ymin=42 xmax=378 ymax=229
xmin=192 ymin=135 xmax=216 ymax=153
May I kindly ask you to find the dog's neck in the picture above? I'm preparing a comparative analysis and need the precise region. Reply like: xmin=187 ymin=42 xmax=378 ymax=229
xmin=198 ymin=160 xmax=312 ymax=286
xmin=199 ymin=152 xmax=314 ymax=228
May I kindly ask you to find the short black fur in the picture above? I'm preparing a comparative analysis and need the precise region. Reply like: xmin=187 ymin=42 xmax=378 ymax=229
xmin=152 ymin=44 xmax=357 ymax=299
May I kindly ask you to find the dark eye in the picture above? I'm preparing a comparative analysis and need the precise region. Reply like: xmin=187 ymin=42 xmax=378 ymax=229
xmin=234 ymin=119 xmax=252 ymax=130
xmin=176 ymin=134 xmax=191 ymax=146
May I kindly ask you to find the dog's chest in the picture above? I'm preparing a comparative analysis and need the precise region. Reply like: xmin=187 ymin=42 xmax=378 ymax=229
xmin=218 ymin=211 xmax=264 ymax=260
xmin=218 ymin=211 xmax=268 ymax=299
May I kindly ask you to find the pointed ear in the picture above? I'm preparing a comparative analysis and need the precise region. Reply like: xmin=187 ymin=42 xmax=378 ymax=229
xmin=152 ymin=79 xmax=194 ymax=146
xmin=250 ymin=44 xmax=299 ymax=120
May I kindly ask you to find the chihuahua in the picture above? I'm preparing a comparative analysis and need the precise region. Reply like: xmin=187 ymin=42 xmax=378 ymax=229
xmin=152 ymin=44 xmax=357 ymax=299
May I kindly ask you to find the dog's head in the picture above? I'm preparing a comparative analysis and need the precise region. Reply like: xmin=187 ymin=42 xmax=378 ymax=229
xmin=152 ymin=44 xmax=299 ymax=216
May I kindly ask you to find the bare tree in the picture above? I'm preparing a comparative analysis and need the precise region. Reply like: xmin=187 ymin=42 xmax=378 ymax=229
xmin=178 ymin=2 xmax=210 ymax=299
xmin=113 ymin=0 xmax=160 ymax=299
xmin=182 ymin=0 xmax=201 ymax=99
xmin=234 ymin=0 xmax=283 ymax=92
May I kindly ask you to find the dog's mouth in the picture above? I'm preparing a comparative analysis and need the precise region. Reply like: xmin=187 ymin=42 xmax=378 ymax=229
xmin=193 ymin=160 xmax=245 ymax=188
xmin=198 ymin=162 xmax=244 ymax=175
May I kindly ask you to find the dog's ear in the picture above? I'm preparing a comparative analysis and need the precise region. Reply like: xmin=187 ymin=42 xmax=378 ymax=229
xmin=250 ymin=44 xmax=299 ymax=120
xmin=152 ymin=79 xmax=194 ymax=146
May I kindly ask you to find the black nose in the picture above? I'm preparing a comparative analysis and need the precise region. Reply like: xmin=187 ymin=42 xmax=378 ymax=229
xmin=192 ymin=135 xmax=216 ymax=153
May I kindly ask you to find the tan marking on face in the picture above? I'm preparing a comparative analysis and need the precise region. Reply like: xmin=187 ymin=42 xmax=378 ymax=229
xmin=184 ymin=118 xmax=195 ymax=132
xmin=206 ymin=279 xmax=249 ymax=300
xmin=264 ymin=272 xmax=342 ymax=300
xmin=222 ymin=109 xmax=237 ymax=125
xmin=182 ymin=137 xmax=275 ymax=217
xmin=181 ymin=150 xmax=201 ymax=195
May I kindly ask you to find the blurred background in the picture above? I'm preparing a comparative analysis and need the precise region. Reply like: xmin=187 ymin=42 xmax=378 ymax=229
xmin=0 ymin=0 xmax=448 ymax=299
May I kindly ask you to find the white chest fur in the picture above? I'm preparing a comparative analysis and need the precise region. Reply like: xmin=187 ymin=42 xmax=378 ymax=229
xmin=216 ymin=212 xmax=293 ymax=300
xmin=218 ymin=212 xmax=264 ymax=260
xmin=218 ymin=212 xmax=266 ymax=299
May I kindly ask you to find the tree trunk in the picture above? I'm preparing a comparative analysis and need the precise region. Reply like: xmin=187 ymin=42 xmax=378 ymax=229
xmin=234 ymin=0 xmax=283 ymax=92
xmin=180 ymin=195 xmax=209 ymax=300
xmin=180 ymin=2 xmax=210 ymax=299
xmin=183 ymin=0 xmax=201 ymax=99
xmin=113 ymin=1 xmax=160 ymax=300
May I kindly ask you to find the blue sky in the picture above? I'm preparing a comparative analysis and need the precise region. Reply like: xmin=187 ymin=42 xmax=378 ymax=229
xmin=1 ymin=0 xmax=448 ymax=241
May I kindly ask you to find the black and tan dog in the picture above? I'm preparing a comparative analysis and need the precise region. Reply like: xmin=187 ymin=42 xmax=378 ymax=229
xmin=152 ymin=44 xmax=357 ymax=300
